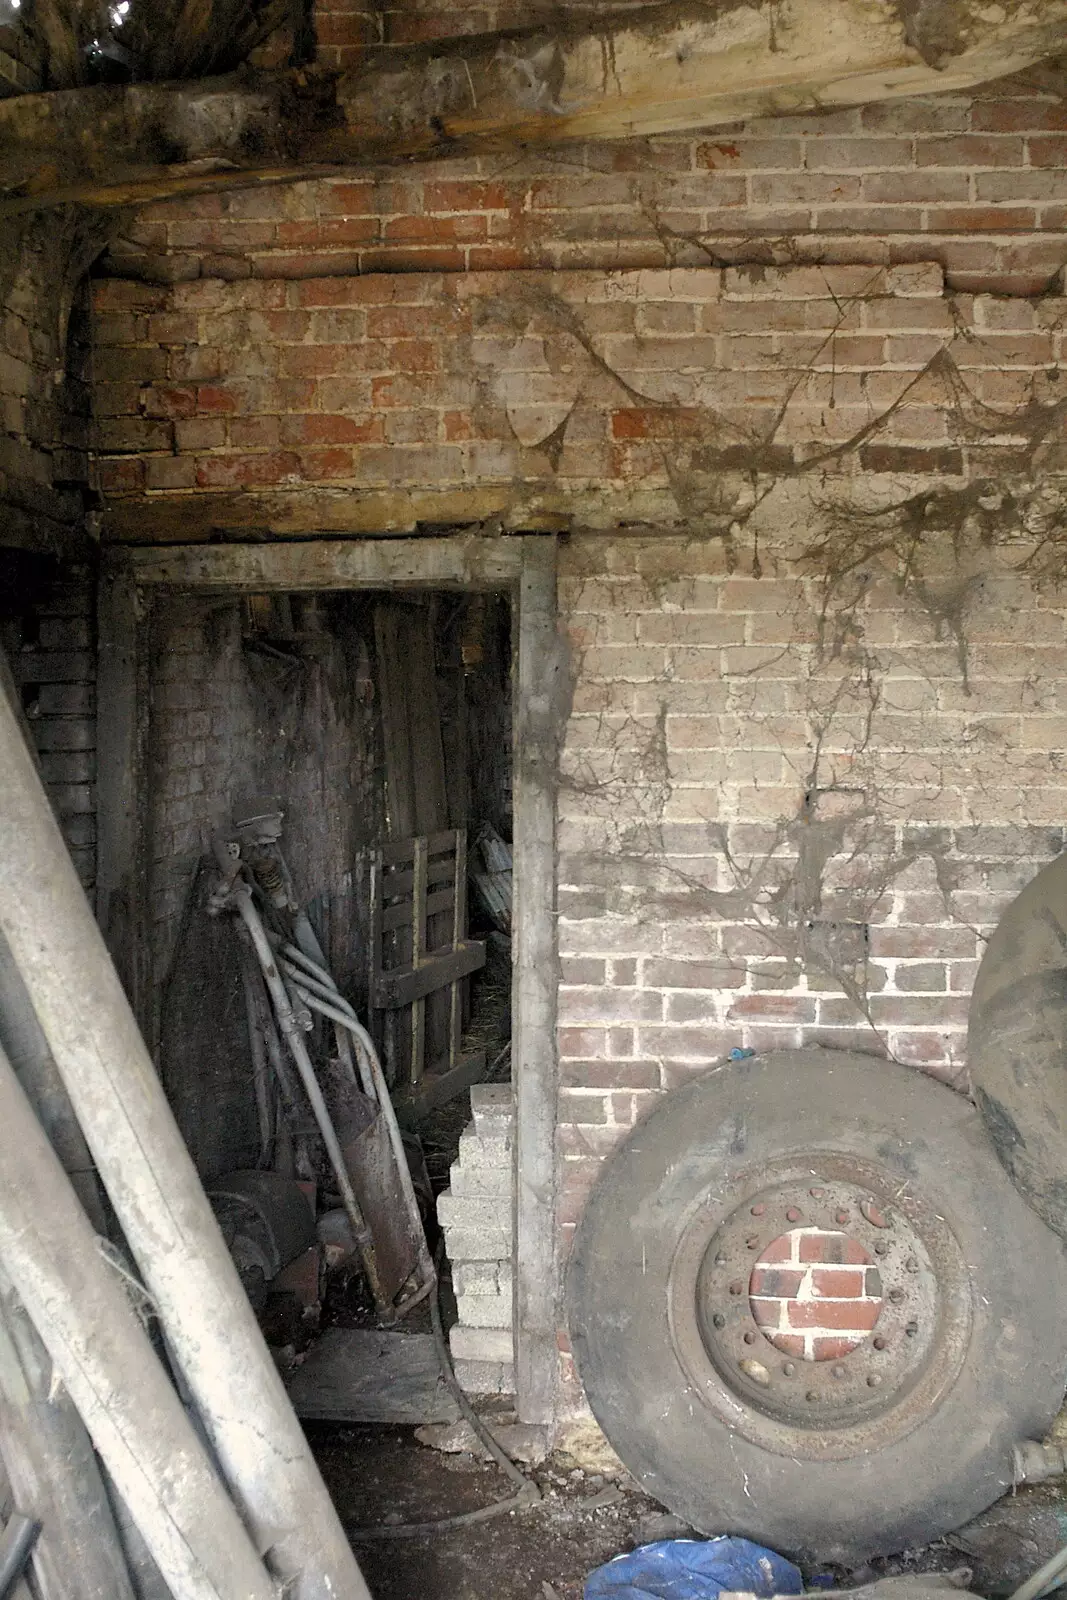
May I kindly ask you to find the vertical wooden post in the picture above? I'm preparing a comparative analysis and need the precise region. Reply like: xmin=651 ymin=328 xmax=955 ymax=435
xmin=410 ymin=835 xmax=427 ymax=1094
xmin=449 ymin=828 xmax=467 ymax=1075
xmin=512 ymin=536 xmax=560 ymax=1426
xmin=95 ymin=559 xmax=148 ymax=1028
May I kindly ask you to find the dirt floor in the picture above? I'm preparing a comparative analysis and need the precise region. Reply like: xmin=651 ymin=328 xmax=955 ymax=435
xmin=308 ymin=1424 xmax=1067 ymax=1600
xmin=310 ymin=1425 xmax=668 ymax=1599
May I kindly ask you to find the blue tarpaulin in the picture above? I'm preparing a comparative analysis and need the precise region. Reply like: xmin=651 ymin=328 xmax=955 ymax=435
xmin=584 ymin=1536 xmax=804 ymax=1600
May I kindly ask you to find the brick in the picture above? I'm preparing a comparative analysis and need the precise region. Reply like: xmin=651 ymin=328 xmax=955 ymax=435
xmin=798 ymin=1232 xmax=871 ymax=1265
xmin=784 ymin=1298 xmax=881 ymax=1331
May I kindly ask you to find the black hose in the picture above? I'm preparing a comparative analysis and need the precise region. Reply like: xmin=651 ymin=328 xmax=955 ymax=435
xmin=346 ymin=1246 xmax=540 ymax=1541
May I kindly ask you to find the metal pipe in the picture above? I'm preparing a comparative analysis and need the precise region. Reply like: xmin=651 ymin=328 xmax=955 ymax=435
xmin=0 ymin=1041 xmax=277 ymax=1600
xmin=287 ymin=984 xmax=436 ymax=1293
xmin=237 ymin=939 xmax=276 ymax=1169
xmin=233 ymin=888 xmax=389 ymax=1314
xmin=0 ymin=691 xmax=371 ymax=1600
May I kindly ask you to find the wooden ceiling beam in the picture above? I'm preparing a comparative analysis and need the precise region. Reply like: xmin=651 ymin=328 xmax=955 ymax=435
xmin=3 ymin=0 xmax=1067 ymax=215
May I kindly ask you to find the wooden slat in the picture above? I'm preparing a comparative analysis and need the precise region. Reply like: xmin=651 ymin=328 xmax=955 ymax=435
xmin=380 ymin=831 xmax=457 ymax=865
xmin=380 ymin=856 xmax=456 ymax=896
xmin=449 ymin=829 xmax=467 ymax=1074
xmin=381 ymin=886 xmax=455 ymax=933
xmin=409 ymin=834 xmax=427 ymax=1090
xmin=371 ymin=941 xmax=485 ymax=1010
xmin=375 ymin=606 xmax=416 ymax=842
xmin=404 ymin=1049 xmax=487 ymax=1117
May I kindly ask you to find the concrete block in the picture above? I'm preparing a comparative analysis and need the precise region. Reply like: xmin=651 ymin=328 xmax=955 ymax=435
xmin=452 ymin=1260 xmax=511 ymax=1296
xmin=455 ymin=1291 xmax=513 ymax=1330
xmin=437 ymin=1191 xmax=511 ymax=1232
xmin=441 ymin=1227 xmax=513 ymax=1262
xmin=451 ymin=1162 xmax=513 ymax=1198
xmin=451 ymin=1358 xmax=515 ymax=1396
xmin=470 ymin=1083 xmax=514 ymax=1135
xmin=458 ymin=1131 xmax=512 ymax=1169
xmin=449 ymin=1325 xmax=514 ymax=1363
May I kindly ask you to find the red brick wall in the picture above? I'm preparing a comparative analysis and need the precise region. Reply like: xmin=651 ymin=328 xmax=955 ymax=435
xmin=103 ymin=79 xmax=1067 ymax=293
xmin=88 ymin=59 xmax=1067 ymax=1420
xmin=89 ymin=261 xmax=1065 ymax=503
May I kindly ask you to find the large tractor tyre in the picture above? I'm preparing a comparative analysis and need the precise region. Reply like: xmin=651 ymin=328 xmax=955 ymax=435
xmin=568 ymin=1049 xmax=1067 ymax=1566
xmin=969 ymin=851 xmax=1067 ymax=1240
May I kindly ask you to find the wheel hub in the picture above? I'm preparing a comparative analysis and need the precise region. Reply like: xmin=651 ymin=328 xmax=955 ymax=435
xmin=696 ymin=1177 xmax=935 ymax=1425
xmin=669 ymin=1152 xmax=972 ymax=1461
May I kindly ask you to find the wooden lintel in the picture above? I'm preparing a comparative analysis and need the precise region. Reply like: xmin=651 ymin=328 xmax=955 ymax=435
xmin=109 ymin=534 xmax=532 ymax=591
xmin=100 ymin=486 xmax=570 ymax=545
xmin=4 ymin=0 xmax=1067 ymax=214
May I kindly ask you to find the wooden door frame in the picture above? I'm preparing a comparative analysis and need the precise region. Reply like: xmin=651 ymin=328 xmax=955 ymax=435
xmin=97 ymin=532 xmax=561 ymax=1425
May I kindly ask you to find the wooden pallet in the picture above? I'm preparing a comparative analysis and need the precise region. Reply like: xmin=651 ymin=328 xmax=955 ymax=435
xmin=369 ymin=829 xmax=486 ymax=1113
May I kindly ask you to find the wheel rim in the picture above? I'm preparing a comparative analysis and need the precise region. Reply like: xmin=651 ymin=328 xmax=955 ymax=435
xmin=668 ymin=1152 xmax=972 ymax=1462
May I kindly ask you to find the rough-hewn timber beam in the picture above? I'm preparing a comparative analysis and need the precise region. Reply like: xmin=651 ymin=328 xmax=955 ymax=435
xmin=3 ymin=0 xmax=1067 ymax=214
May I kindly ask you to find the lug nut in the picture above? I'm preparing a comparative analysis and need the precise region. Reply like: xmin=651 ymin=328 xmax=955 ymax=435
xmin=786 ymin=1207 xmax=801 ymax=1223
xmin=746 ymin=1236 xmax=761 ymax=1249
xmin=888 ymin=1288 xmax=905 ymax=1304
xmin=743 ymin=1330 xmax=756 ymax=1345
xmin=867 ymin=1375 xmax=882 ymax=1388
xmin=904 ymin=1256 xmax=918 ymax=1273
xmin=835 ymin=1209 xmax=850 ymax=1225
xmin=873 ymin=1241 xmax=889 ymax=1256
xmin=750 ymin=1203 xmax=765 ymax=1217
xmin=712 ymin=1313 xmax=726 ymax=1329
xmin=810 ymin=1187 xmax=825 ymax=1199
xmin=905 ymin=1320 xmax=919 ymax=1337
xmin=873 ymin=1336 xmax=887 ymax=1351
xmin=832 ymin=1364 xmax=846 ymax=1378
xmin=715 ymin=1254 xmax=728 ymax=1266
xmin=729 ymin=1280 xmax=744 ymax=1296
xmin=783 ymin=1362 xmax=796 ymax=1376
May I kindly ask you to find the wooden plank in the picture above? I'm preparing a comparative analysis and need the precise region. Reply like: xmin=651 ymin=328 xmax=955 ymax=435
xmin=404 ymin=1049 xmax=487 ymax=1119
xmin=513 ymin=536 xmax=560 ymax=1426
xmin=8 ymin=9 xmax=1067 ymax=217
xmin=381 ymin=886 xmax=455 ymax=933
xmin=379 ymin=832 xmax=454 ymax=870
xmin=95 ymin=562 xmax=150 ymax=1033
xmin=407 ymin=614 xmax=448 ymax=839
xmin=371 ymin=942 xmax=485 ymax=1010
xmin=409 ymin=834 xmax=427 ymax=1092
xmin=449 ymin=830 xmax=467 ymax=1074
xmin=117 ymin=536 xmax=527 ymax=591
xmin=374 ymin=606 xmax=416 ymax=841
xmin=286 ymin=1329 xmax=460 ymax=1425
xmin=381 ymin=852 xmax=457 ymax=888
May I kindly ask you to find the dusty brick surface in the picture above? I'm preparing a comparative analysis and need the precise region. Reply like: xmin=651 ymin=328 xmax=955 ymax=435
xmin=98 ymin=72 xmax=1067 ymax=293
xmin=91 ymin=265 xmax=1067 ymax=525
